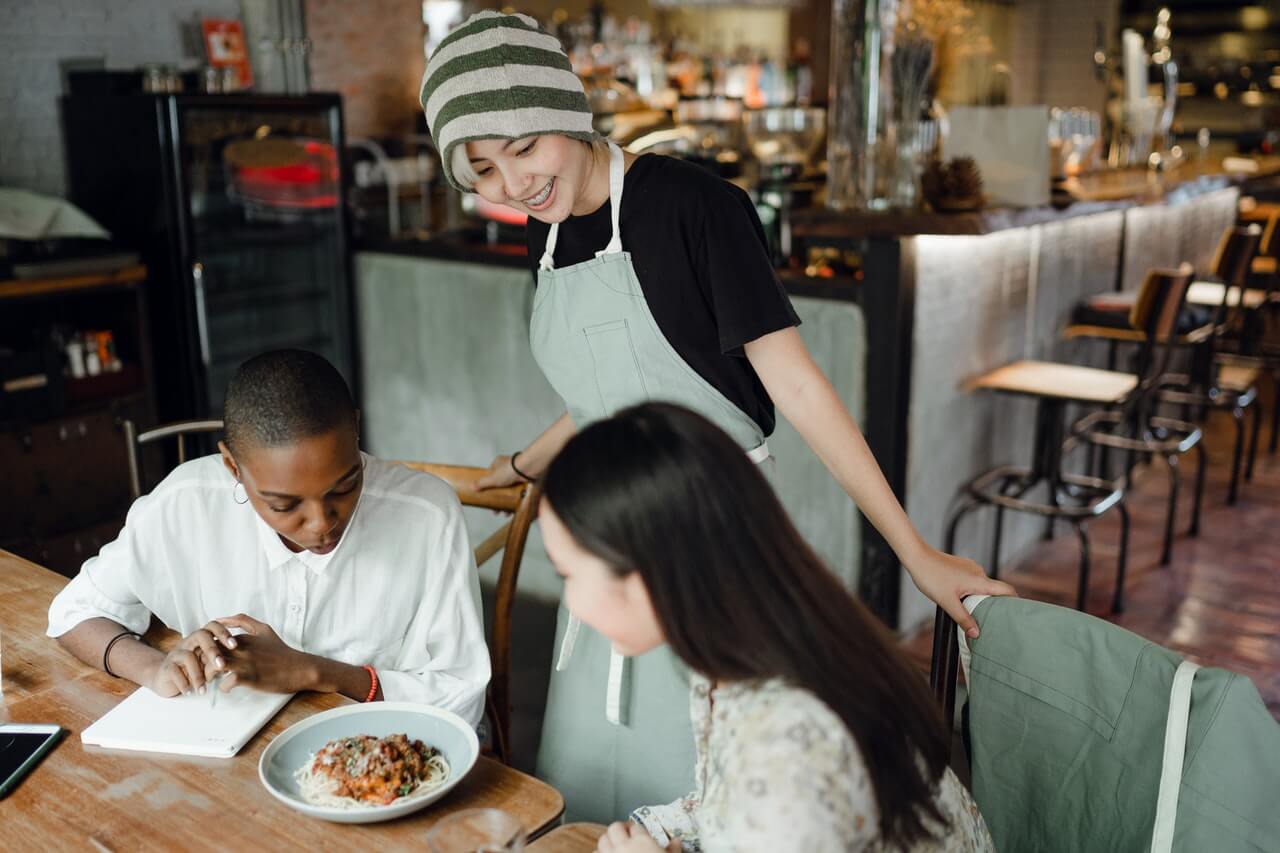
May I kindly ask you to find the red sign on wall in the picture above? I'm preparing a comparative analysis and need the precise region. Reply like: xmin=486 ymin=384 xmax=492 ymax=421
xmin=201 ymin=19 xmax=254 ymax=89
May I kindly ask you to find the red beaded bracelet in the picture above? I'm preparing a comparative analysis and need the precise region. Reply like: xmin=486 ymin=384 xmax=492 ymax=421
xmin=362 ymin=665 xmax=379 ymax=703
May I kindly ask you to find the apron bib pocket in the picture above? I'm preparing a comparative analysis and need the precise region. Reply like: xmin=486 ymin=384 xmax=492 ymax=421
xmin=584 ymin=319 xmax=650 ymax=412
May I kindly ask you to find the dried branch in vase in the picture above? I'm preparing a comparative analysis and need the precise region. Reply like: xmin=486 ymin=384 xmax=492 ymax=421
xmin=900 ymin=0 xmax=993 ymax=103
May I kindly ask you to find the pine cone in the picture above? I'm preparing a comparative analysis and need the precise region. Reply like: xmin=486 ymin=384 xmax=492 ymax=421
xmin=944 ymin=156 xmax=983 ymax=200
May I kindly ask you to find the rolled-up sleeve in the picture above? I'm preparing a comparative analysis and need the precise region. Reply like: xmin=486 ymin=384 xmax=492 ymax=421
xmin=376 ymin=495 xmax=490 ymax=725
xmin=47 ymin=497 xmax=157 ymax=638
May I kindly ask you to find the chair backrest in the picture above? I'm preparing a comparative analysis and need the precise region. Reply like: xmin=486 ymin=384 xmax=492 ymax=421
xmin=1123 ymin=264 xmax=1195 ymax=399
xmin=393 ymin=461 xmax=540 ymax=765
xmin=123 ymin=419 xmax=226 ymax=500
xmin=1129 ymin=263 xmax=1194 ymax=344
xmin=929 ymin=607 xmax=963 ymax=750
xmin=1255 ymin=208 xmax=1280 ymax=301
xmin=1208 ymin=224 xmax=1261 ymax=289
xmin=1198 ymin=222 xmax=1259 ymax=333
xmin=938 ymin=596 xmax=1280 ymax=852
xmin=1259 ymin=211 xmax=1278 ymax=261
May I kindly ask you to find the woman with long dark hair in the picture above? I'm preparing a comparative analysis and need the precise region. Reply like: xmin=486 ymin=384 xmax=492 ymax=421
xmin=540 ymin=403 xmax=993 ymax=852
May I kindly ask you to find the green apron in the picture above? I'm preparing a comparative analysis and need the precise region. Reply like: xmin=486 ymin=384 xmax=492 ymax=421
xmin=958 ymin=595 xmax=1280 ymax=852
xmin=531 ymin=142 xmax=770 ymax=822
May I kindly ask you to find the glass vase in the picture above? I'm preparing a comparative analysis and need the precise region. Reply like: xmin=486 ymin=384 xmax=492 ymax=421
xmin=826 ymin=0 xmax=902 ymax=211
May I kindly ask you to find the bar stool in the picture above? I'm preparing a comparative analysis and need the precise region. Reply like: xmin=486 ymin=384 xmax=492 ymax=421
xmin=1191 ymin=208 xmax=1280 ymax=458
xmin=946 ymin=364 xmax=1131 ymax=613
xmin=943 ymin=266 xmax=1193 ymax=614
xmin=1062 ymin=265 xmax=1200 ymax=567
xmin=1156 ymin=225 xmax=1264 ymax=503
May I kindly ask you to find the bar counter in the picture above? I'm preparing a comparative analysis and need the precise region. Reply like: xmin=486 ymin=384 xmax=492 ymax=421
xmin=354 ymin=159 xmax=1274 ymax=630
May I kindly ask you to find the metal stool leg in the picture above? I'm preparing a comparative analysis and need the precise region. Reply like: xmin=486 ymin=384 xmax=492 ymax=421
xmin=1190 ymin=440 xmax=1206 ymax=537
xmin=1113 ymin=502 xmax=1130 ymax=614
xmin=988 ymin=475 xmax=1024 ymax=581
xmin=1229 ymin=405 xmax=1246 ymax=505
xmin=989 ymin=504 xmax=1005 ymax=581
xmin=1270 ymin=371 xmax=1279 ymax=454
xmin=944 ymin=499 xmax=980 ymax=554
xmin=1043 ymin=486 xmax=1059 ymax=541
xmin=1073 ymin=521 xmax=1092 ymax=612
xmin=1161 ymin=454 xmax=1178 ymax=567
xmin=1246 ymin=399 xmax=1262 ymax=482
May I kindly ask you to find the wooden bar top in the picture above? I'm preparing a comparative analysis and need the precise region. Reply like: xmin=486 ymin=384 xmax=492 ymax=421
xmin=0 ymin=549 xmax=564 ymax=850
xmin=791 ymin=157 xmax=1280 ymax=241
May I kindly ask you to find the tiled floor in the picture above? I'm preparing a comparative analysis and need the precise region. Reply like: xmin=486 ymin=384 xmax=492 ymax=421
xmin=904 ymin=378 xmax=1280 ymax=718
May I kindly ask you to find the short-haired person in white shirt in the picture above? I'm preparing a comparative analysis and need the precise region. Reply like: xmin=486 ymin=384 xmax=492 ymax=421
xmin=47 ymin=349 xmax=489 ymax=724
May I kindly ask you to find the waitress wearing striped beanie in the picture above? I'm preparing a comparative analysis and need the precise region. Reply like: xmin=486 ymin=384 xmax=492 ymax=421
xmin=421 ymin=10 xmax=1013 ymax=823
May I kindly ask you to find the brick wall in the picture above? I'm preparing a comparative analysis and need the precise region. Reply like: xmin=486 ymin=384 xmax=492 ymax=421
xmin=304 ymin=0 xmax=425 ymax=140
xmin=0 ymin=0 xmax=239 ymax=198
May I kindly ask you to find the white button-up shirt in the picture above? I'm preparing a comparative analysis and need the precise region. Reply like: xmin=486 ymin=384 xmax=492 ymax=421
xmin=47 ymin=453 xmax=489 ymax=725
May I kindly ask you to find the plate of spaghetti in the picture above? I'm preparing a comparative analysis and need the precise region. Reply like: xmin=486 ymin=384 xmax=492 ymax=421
xmin=258 ymin=702 xmax=479 ymax=823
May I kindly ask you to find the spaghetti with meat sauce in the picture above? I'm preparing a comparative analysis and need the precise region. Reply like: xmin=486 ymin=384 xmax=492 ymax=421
xmin=296 ymin=733 xmax=450 ymax=807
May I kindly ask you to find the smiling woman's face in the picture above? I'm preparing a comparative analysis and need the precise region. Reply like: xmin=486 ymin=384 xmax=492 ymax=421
xmin=465 ymin=135 xmax=595 ymax=224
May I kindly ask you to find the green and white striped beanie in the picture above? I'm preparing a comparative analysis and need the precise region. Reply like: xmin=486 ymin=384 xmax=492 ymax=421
xmin=421 ymin=11 xmax=596 ymax=191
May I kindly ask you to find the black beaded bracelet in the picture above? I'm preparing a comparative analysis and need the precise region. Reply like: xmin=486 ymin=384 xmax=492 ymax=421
xmin=103 ymin=630 xmax=142 ymax=678
xmin=510 ymin=451 xmax=536 ymax=483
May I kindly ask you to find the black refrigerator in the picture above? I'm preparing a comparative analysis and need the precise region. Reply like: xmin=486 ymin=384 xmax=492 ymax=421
xmin=61 ymin=93 xmax=356 ymax=424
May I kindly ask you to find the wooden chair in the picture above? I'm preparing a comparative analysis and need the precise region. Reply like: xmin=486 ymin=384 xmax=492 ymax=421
xmin=123 ymin=419 xmax=225 ymax=500
xmin=394 ymin=462 xmax=541 ymax=766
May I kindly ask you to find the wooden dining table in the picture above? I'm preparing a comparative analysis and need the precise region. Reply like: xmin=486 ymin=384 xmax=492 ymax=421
xmin=527 ymin=822 xmax=606 ymax=852
xmin=0 ymin=549 xmax=564 ymax=850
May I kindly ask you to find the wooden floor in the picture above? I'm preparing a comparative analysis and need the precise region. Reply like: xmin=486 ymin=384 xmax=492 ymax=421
xmin=905 ymin=379 xmax=1280 ymax=719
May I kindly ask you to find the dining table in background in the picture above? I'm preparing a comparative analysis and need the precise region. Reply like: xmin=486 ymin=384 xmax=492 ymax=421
xmin=0 ymin=549 xmax=564 ymax=850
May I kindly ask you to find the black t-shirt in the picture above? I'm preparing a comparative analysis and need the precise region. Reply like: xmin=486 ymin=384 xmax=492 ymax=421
xmin=525 ymin=154 xmax=800 ymax=436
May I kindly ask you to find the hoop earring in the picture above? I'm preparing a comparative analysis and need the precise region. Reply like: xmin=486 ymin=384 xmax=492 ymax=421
xmin=233 ymin=481 xmax=249 ymax=505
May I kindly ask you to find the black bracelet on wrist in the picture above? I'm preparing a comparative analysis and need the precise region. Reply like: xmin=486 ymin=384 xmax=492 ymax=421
xmin=510 ymin=451 xmax=536 ymax=483
xmin=103 ymin=630 xmax=143 ymax=678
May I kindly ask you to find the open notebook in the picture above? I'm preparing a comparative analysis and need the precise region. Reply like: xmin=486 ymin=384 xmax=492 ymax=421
xmin=81 ymin=686 xmax=293 ymax=758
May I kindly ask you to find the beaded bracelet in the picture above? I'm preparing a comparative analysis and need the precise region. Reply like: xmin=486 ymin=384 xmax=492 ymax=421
xmin=362 ymin=665 xmax=379 ymax=703
xmin=103 ymin=630 xmax=142 ymax=677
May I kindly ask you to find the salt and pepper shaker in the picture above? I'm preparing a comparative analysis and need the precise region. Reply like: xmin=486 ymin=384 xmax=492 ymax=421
xmin=64 ymin=330 xmax=123 ymax=379
xmin=66 ymin=339 xmax=87 ymax=379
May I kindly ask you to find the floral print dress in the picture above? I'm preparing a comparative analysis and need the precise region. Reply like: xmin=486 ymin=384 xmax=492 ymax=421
xmin=631 ymin=676 xmax=994 ymax=852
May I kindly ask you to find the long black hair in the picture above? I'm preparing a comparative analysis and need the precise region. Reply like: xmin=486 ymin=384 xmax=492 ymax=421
xmin=543 ymin=403 xmax=949 ymax=847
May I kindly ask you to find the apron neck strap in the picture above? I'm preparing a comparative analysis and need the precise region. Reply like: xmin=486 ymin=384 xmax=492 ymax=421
xmin=538 ymin=140 xmax=625 ymax=272
xmin=597 ymin=141 xmax=624 ymax=258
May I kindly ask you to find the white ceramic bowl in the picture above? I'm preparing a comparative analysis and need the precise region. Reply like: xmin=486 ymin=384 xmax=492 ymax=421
xmin=258 ymin=702 xmax=479 ymax=824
